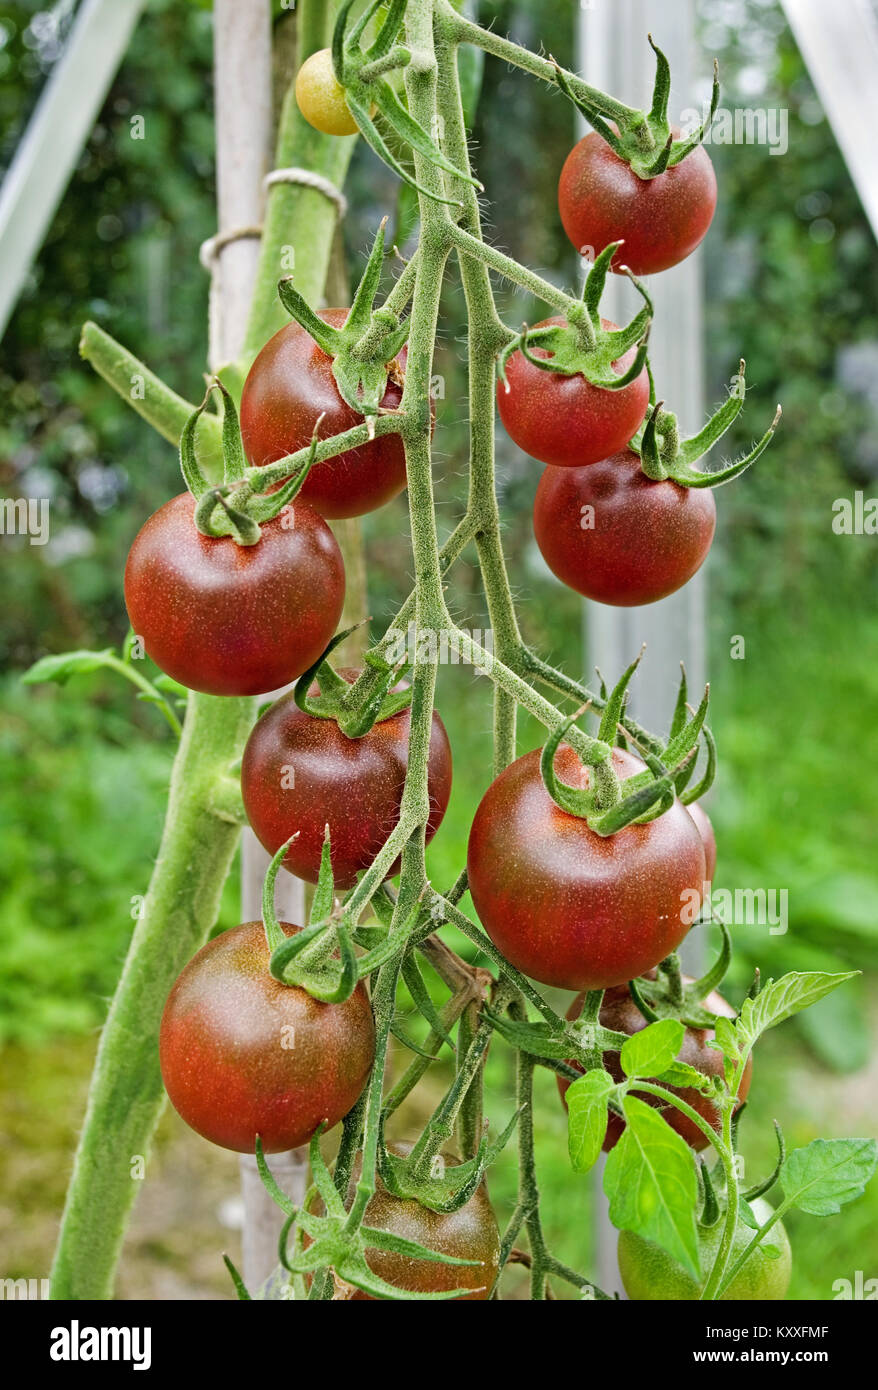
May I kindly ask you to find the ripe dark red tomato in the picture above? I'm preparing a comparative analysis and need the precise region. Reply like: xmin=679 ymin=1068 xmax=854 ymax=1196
xmin=124 ymin=491 xmax=344 ymax=697
xmin=558 ymin=133 xmax=717 ymax=276
xmin=497 ymin=317 xmax=649 ymax=469
xmin=241 ymin=671 xmax=453 ymax=889
xmin=558 ymin=975 xmax=752 ymax=1151
xmin=159 ymin=921 xmax=375 ymax=1154
xmin=533 ymin=452 xmax=717 ymax=607
xmin=686 ymin=801 xmax=717 ymax=883
xmin=466 ymin=745 xmax=706 ymax=991
xmin=240 ymin=308 xmax=409 ymax=520
xmin=313 ymin=1143 xmax=501 ymax=1300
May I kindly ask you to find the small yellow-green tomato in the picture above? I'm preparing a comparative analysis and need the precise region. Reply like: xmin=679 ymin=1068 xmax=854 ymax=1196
xmin=618 ymin=1199 xmax=793 ymax=1301
xmin=295 ymin=49 xmax=359 ymax=137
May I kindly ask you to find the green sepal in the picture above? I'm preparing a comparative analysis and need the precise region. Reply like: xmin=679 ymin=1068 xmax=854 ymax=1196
xmin=222 ymin=1254 xmax=252 ymax=1300
xmin=680 ymin=722 xmax=717 ymax=804
xmin=539 ymin=709 xmax=608 ymax=821
xmin=272 ymin=1135 xmax=484 ymax=1300
xmin=377 ymin=1110 xmax=519 ymax=1214
xmin=345 ymin=90 xmax=467 ymax=208
xmin=597 ymin=649 xmax=643 ymax=744
xmin=630 ymin=361 xmax=782 ymax=489
xmin=667 ymin=59 xmax=720 ymax=167
xmin=554 ymin=35 xmax=721 ymax=181
xmin=269 ymin=914 xmax=359 ymax=1004
xmin=498 ymin=253 xmax=651 ymax=396
xmin=293 ymin=630 xmax=359 ymax=717
xmin=213 ymin=377 xmax=246 ymax=484
xmin=293 ymin=633 xmax=412 ymax=735
xmin=178 ymin=386 xmax=213 ymax=499
xmin=626 ymin=931 xmax=733 ymax=1030
xmin=278 ymin=222 xmax=411 ymax=418
xmin=699 ymin=1157 xmax=721 ymax=1228
xmin=266 ymin=832 xmax=359 ymax=1004
xmin=371 ymin=78 xmax=482 ymax=191
xmin=310 ymin=826 xmax=336 ymax=928
xmin=261 ymin=835 xmax=299 ymax=955
xmin=363 ymin=0 xmax=407 ymax=59
xmin=193 ymin=487 xmax=261 ymax=545
xmin=743 ymin=1121 xmax=787 ymax=1202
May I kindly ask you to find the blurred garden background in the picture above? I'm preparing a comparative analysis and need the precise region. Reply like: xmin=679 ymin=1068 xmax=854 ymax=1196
xmin=1 ymin=0 xmax=876 ymax=1298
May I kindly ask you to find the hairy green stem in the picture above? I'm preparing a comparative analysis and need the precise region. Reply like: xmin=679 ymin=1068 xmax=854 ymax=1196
xmin=50 ymin=694 xmax=255 ymax=1298
xmin=242 ymin=0 xmax=355 ymax=362
xmin=79 ymin=321 xmax=223 ymax=481
xmin=438 ymin=0 xmax=637 ymax=125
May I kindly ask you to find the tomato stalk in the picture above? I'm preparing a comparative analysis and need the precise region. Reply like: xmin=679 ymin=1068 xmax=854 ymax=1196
xmin=50 ymin=692 xmax=256 ymax=1299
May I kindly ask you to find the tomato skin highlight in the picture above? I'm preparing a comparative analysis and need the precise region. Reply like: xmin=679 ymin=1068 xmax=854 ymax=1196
xmin=312 ymin=1144 xmax=501 ymax=1300
xmin=466 ymin=746 xmax=706 ymax=992
xmin=558 ymin=133 xmax=717 ymax=276
xmin=686 ymin=800 xmax=717 ymax=883
xmin=241 ymin=672 xmax=453 ymax=889
xmin=497 ymin=317 xmax=649 ymax=470
xmin=295 ymin=49 xmax=360 ymax=137
xmin=240 ymin=309 xmax=409 ymax=520
xmin=558 ymin=977 xmax=752 ymax=1151
xmin=533 ymin=452 xmax=716 ymax=606
xmin=123 ymin=491 xmax=345 ymax=697
xmin=159 ymin=921 xmax=375 ymax=1154
xmin=618 ymin=1198 xmax=791 ymax=1301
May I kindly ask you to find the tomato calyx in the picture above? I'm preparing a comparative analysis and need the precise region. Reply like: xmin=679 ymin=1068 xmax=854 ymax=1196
xmin=278 ymin=218 xmax=414 ymax=423
xmin=538 ymin=654 xmax=711 ymax=836
xmin=292 ymin=633 xmax=413 ymax=737
xmin=631 ymin=358 xmax=783 ymax=487
xmin=552 ymin=35 xmax=720 ymax=179
xmin=261 ymin=1132 xmax=482 ymax=1301
xmin=627 ymin=932 xmax=735 ymax=1033
xmin=324 ymin=0 xmax=481 ymax=205
xmin=376 ymin=1108 xmax=519 ymax=1216
xmin=262 ymin=830 xmax=360 ymax=1003
xmin=497 ymin=241 xmax=652 ymax=396
xmin=181 ymin=378 xmax=318 ymax=544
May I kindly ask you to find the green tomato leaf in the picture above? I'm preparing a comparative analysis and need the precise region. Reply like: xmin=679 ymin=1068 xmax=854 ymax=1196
xmin=620 ymin=1018 xmax=685 ymax=1078
xmin=604 ymin=1095 xmax=700 ymax=1279
xmin=734 ymin=972 xmax=858 ymax=1058
xmin=22 ymin=649 xmax=116 ymax=684
xmin=653 ymin=1060 xmax=721 ymax=1096
xmin=567 ymin=1069 xmax=614 ymax=1174
xmin=780 ymin=1138 xmax=878 ymax=1217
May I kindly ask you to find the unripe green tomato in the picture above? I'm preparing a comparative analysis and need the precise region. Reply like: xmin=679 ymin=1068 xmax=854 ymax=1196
xmin=618 ymin=1198 xmax=792 ymax=1301
xmin=295 ymin=49 xmax=359 ymax=137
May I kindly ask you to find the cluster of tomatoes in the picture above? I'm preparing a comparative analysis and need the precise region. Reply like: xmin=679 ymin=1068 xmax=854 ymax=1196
xmin=125 ymin=62 xmax=756 ymax=1299
xmin=499 ymin=133 xmax=720 ymax=608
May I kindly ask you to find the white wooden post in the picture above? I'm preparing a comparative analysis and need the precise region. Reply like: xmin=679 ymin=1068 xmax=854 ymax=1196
xmin=780 ymin=0 xmax=878 ymax=243
xmin=208 ymin=0 xmax=310 ymax=1293
xmin=0 ymin=0 xmax=147 ymax=339
xmin=577 ymin=0 xmax=707 ymax=1295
